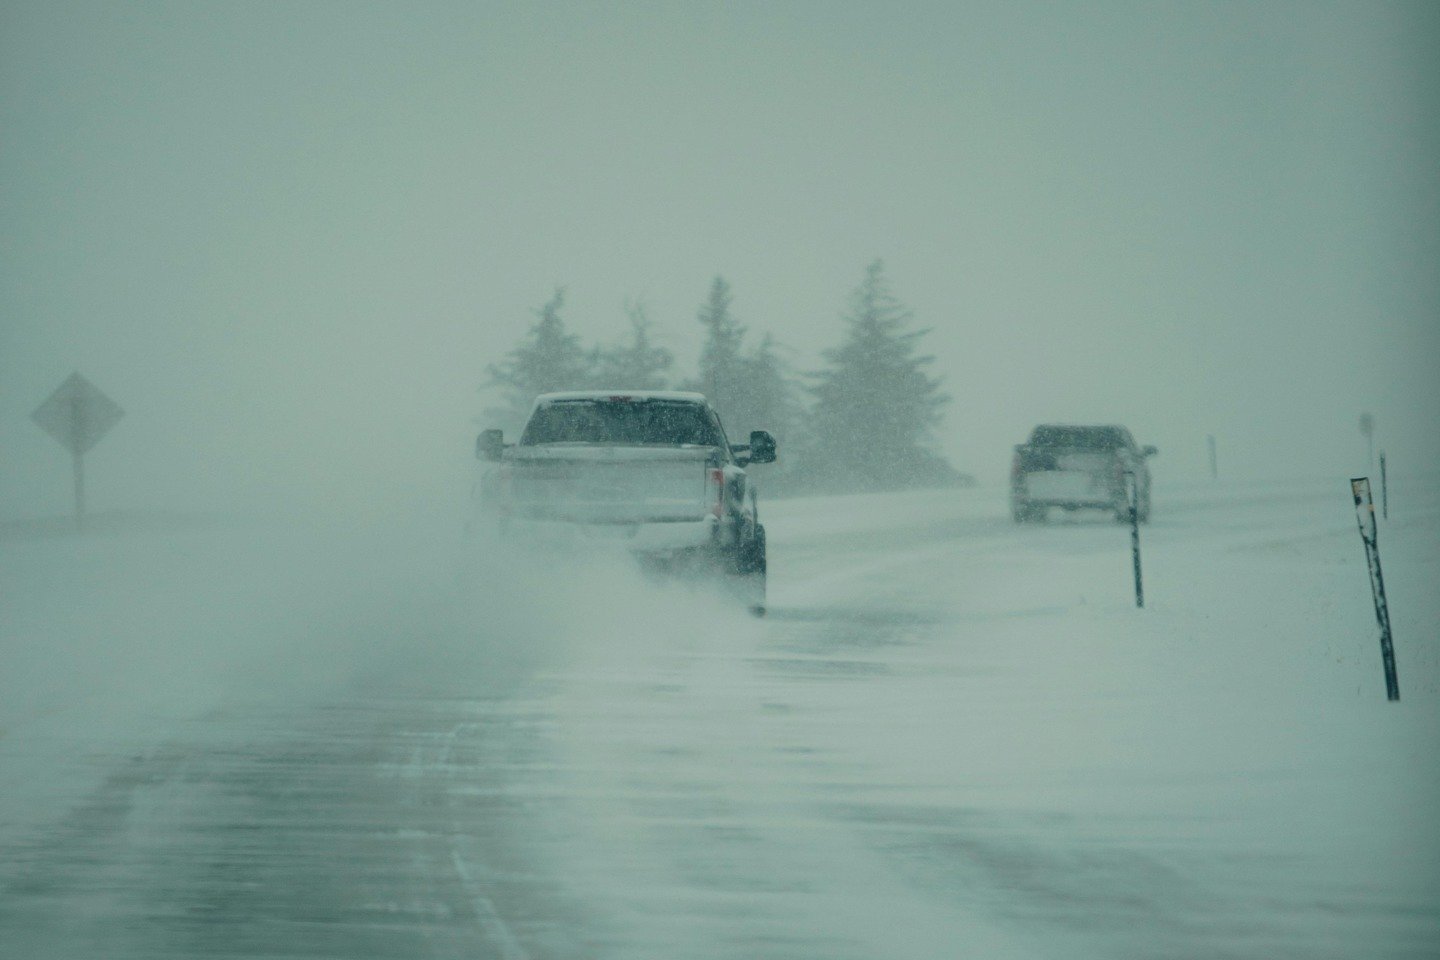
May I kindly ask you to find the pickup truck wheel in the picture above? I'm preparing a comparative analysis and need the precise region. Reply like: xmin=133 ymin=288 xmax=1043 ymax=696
xmin=734 ymin=525 xmax=767 ymax=616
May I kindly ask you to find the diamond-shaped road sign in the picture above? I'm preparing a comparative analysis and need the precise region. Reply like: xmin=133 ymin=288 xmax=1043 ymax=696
xmin=32 ymin=372 xmax=125 ymax=456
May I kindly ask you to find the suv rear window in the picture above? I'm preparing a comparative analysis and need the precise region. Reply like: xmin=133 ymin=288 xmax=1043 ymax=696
xmin=521 ymin=399 xmax=724 ymax=447
xmin=1029 ymin=426 xmax=1127 ymax=451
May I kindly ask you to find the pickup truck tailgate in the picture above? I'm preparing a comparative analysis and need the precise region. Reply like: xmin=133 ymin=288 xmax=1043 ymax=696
xmin=505 ymin=446 xmax=714 ymax=523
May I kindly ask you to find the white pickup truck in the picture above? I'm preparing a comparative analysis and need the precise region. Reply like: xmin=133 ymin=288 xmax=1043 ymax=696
xmin=474 ymin=391 xmax=776 ymax=613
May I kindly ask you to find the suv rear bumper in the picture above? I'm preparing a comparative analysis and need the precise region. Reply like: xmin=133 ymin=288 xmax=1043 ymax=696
xmin=1014 ymin=470 xmax=1122 ymax=508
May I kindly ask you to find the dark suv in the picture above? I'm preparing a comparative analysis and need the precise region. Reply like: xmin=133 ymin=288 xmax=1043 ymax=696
xmin=1010 ymin=424 xmax=1156 ymax=523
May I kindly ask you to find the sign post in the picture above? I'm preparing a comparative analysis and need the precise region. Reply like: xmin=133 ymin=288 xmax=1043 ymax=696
xmin=1127 ymin=472 xmax=1143 ymax=608
xmin=31 ymin=373 xmax=125 ymax=528
xmin=1350 ymin=478 xmax=1399 ymax=701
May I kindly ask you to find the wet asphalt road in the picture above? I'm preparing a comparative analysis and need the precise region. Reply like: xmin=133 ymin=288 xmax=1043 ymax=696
xmin=1 ymin=506 xmax=1045 ymax=960
xmin=2 ymin=629 xmax=955 ymax=960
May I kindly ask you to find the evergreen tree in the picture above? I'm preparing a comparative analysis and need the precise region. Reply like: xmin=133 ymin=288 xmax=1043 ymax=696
xmin=801 ymin=260 xmax=958 ymax=491
xmin=592 ymin=301 xmax=673 ymax=390
xmin=693 ymin=276 xmax=746 ymax=410
xmin=731 ymin=334 xmax=802 ymax=444
xmin=681 ymin=277 xmax=802 ymax=449
xmin=484 ymin=287 xmax=594 ymax=433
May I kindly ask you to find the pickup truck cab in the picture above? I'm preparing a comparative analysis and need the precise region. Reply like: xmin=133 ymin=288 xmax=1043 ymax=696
xmin=475 ymin=391 xmax=775 ymax=613
xmin=1010 ymin=424 xmax=1156 ymax=523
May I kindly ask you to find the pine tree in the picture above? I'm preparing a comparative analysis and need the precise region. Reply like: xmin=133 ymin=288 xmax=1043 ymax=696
xmin=693 ymin=276 xmax=746 ymax=411
xmin=592 ymin=301 xmax=673 ymax=390
xmin=731 ymin=334 xmax=802 ymax=444
xmin=484 ymin=287 xmax=594 ymax=432
xmin=802 ymin=260 xmax=957 ymax=491
xmin=681 ymin=277 xmax=802 ymax=450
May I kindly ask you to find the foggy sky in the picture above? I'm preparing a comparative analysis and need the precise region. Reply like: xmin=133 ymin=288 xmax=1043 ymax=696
xmin=3 ymin=1 xmax=1437 ymax=519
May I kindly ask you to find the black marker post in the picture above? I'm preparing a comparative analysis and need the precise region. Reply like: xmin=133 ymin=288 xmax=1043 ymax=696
xmin=1350 ymin=478 xmax=1399 ymax=701
xmin=1379 ymin=451 xmax=1388 ymax=520
xmin=1127 ymin=472 xmax=1143 ymax=608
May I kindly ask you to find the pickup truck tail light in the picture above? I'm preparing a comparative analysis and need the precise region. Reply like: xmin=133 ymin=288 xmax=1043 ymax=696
xmin=707 ymin=467 xmax=725 ymax=518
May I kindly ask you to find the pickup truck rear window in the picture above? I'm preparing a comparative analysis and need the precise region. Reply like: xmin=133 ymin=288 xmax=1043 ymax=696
xmin=1029 ymin=426 xmax=1127 ymax=451
xmin=521 ymin=400 xmax=724 ymax=447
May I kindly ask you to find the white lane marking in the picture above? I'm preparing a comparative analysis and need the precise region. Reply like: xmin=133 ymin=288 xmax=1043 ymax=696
xmin=449 ymin=847 xmax=528 ymax=960
xmin=431 ymin=720 xmax=529 ymax=960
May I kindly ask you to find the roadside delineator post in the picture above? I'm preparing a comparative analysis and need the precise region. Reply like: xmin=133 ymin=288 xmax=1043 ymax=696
xmin=1350 ymin=478 xmax=1399 ymax=701
xmin=1127 ymin=472 xmax=1143 ymax=608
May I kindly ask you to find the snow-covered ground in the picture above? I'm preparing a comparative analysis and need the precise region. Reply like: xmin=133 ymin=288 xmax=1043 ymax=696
xmin=1 ymin=476 xmax=1437 ymax=958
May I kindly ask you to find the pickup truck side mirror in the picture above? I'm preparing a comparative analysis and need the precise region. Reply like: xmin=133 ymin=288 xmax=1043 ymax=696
xmin=477 ymin=429 xmax=505 ymax=461
xmin=1142 ymin=445 xmax=1158 ymax=457
xmin=744 ymin=430 xmax=776 ymax=465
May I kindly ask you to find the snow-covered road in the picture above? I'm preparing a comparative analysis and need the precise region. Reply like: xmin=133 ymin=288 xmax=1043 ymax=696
xmin=2 ymin=477 xmax=1437 ymax=958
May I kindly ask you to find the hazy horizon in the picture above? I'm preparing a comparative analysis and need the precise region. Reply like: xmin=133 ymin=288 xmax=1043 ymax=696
xmin=3 ymin=1 xmax=1437 ymax=519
